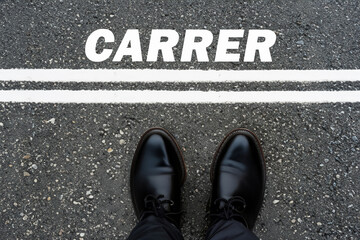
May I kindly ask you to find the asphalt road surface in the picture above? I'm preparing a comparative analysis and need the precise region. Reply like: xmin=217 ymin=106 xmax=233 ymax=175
xmin=0 ymin=1 xmax=359 ymax=240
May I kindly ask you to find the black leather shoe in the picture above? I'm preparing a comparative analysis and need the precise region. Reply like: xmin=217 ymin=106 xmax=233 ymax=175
xmin=130 ymin=128 xmax=186 ymax=227
xmin=209 ymin=128 xmax=266 ymax=230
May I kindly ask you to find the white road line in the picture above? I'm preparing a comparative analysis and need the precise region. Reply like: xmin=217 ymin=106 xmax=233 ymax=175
xmin=0 ymin=90 xmax=359 ymax=103
xmin=0 ymin=69 xmax=359 ymax=82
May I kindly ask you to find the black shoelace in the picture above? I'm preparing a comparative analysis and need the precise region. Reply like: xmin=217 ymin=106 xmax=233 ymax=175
xmin=140 ymin=195 xmax=182 ymax=222
xmin=209 ymin=196 xmax=248 ymax=228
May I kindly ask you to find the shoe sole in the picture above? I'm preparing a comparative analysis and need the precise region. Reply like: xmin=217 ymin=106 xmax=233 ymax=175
xmin=130 ymin=127 xmax=187 ymax=219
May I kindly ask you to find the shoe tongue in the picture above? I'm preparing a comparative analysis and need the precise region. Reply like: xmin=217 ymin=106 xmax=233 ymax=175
xmin=218 ymin=201 xmax=227 ymax=209
xmin=144 ymin=195 xmax=171 ymax=213
xmin=161 ymin=201 xmax=171 ymax=212
xmin=216 ymin=197 xmax=245 ymax=212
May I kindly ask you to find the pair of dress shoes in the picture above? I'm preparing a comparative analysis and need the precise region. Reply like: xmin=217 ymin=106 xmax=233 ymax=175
xmin=130 ymin=128 xmax=265 ymax=230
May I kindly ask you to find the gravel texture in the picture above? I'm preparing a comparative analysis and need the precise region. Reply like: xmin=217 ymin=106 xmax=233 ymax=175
xmin=0 ymin=103 xmax=359 ymax=239
xmin=0 ymin=0 xmax=359 ymax=69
